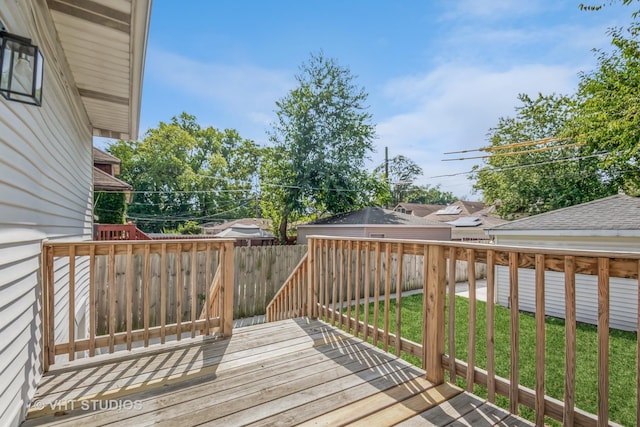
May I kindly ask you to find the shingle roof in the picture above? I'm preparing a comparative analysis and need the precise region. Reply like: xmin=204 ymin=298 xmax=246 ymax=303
xmin=93 ymin=167 xmax=133 ymax=192
xmin=305 ymin=207 xmax=448 ymax=226
xmin=202 ymin=218 xmax=273 ymax=233
xmin=93 ymin=147 xmax=121 ymax=165
xmin=215 ymin=224 xmax=275 ymax=238
xmin=393 ymin=203 xmax=446 ymax=217
xmin=425 ymin=200 xmax=483 ymax=221
xmin=489 ymin=194 xmax=640 ymax=231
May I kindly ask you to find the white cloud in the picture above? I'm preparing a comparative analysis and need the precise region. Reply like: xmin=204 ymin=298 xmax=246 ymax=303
xmin=146 ymin=47 xmax=293 ymax=134
xmin=373 ymin=63 xmax=581 ymax=198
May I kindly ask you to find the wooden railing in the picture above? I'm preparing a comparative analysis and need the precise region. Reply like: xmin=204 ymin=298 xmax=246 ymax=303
xmin=266 ymin=236 xmax=640 ymax=427
xmin=266 ymin=253 xmax=308 ymax=321
xmin=94 ymin=223 xmax=151 ymax=241
xmin=41 ymin=239 xmax=235 ymax=370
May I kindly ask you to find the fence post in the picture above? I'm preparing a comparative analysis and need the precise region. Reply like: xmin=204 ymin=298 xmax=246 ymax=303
xmin=424 ymin=245 xmax=446 ymax=384
xmin=222 ymin=241 xmax=235 ymax=336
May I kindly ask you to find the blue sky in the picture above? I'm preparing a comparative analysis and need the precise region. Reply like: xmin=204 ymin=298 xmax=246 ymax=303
xmin=117 ymin=0 xmax=632 ymax=199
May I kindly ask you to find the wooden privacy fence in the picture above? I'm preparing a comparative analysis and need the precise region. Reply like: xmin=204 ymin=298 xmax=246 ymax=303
xmin=89 ymin=244 xmax=307 ymax=334
xmin=42 ymin=240 xmax=235 ymax=370
xmin=234 ymin=245 xmax=307 ymax=318
xmin=267 ymin=236 xmax=640 ymax=427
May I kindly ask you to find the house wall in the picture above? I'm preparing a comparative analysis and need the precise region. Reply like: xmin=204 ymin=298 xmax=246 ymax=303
xmin=493 ymin=234 xmax=640 ymax=331
xmin=451 ymin=227 xmax=491 ymax=242
xmin=297 ymin=225 xmax=451 ymax=244
xmin=0 ymin=2 xmax=93 ymax=425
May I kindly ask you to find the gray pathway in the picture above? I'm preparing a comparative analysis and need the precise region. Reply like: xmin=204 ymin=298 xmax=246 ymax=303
xmin=232 ymin=279 xmax=487 ymax=329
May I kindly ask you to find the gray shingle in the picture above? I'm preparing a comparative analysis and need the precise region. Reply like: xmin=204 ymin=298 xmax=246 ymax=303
xmin=489 ymin=195 xmax=640 ymax=231
xmin=308 ymin=207 xmax=448 ymax=226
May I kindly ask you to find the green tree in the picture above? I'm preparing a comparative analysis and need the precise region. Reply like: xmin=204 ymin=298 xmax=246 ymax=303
xmin=261 ymin=52 xmax=379 ymax=242
xmin=406 ymin=184 xmax=456 ymax=205
xmin=177 ymin=220 xmax=203 ymax=235
xmin=374 ymin=155 xmax=423 ymax=206
xmin=570 ymin=2 xmax=640 ymax=193
xmin=472 ymin=94 xmax=616 ymax=218
xmin=109 ymin=113 xmax=261 ymax=232
xmin=94 ymin=192 xmax=127 ymax=224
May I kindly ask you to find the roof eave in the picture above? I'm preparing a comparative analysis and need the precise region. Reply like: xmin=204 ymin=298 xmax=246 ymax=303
xmin=48 ymin=0 xmax=152 ymax=141
xmin=487 ymin=229 xmax=640 ymax=238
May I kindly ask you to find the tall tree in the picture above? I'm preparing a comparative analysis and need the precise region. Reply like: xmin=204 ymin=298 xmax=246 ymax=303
xmin=261 ymin=52 xmax=378 ymax=242
xmin=109 ymin=113 xmax=261 ymax=232
xmin=472 ymin=94 xmax=616 ymax=218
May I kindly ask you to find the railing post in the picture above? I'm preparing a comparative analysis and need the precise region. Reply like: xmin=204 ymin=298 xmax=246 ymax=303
xmin=307 ymin=238 xmax=316 ymax=319
xmin=424 ymin=245 xmax=446 ymax=385
xmin=221 ymin=241 xmax=235 ymax=337
xmin=41 ymin=242 xmax=54 ymax=371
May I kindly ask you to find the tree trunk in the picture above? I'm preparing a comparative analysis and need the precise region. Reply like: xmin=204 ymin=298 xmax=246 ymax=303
xmin=278 ymin=208 xmax=289 ymax=245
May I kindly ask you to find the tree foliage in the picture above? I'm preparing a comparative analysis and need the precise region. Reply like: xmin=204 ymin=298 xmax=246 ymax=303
xmin=372 ymin=155 xmax=455 ymax=206
xmin=472 ymin=94 xmax=616 ymax=219
xmin=406 ymin=184 xmax=456 ymax=205
xmin=94 ymin=192 xmax=127 ymax=224
xmin=374 ymin=155 xmax=423 ymax=206
xmin=260 ymin=52 xmax=380 ymax=242
xmin=569 ymin=3 xmax=640 ymax=193
xmin=109 ymin=113 xmax=261 ymax=232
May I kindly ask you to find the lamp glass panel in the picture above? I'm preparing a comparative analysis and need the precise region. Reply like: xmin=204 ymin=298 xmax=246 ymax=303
xmin=0 ymin=33 xmax=43 ymax=105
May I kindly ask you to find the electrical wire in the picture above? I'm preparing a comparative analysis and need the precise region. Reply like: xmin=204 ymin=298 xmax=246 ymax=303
xmin=426 ymin=152 xmax=609 ymax=179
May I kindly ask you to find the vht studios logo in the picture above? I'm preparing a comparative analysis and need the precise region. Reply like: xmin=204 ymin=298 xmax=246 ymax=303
xmin=32 ymin=399 xmax=143 ymax=411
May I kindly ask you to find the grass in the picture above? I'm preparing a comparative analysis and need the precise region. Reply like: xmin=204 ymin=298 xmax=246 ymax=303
xmin=327 ymin=294 xmax=637 ymax=426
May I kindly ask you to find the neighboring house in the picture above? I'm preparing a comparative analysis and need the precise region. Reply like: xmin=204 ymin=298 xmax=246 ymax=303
xmin=215 ymin=224 xmax=276 ymax=246
xmin=0 ymin=1 xmax=151 ymax=425
xmin=296 ymin=207 xmax=451 ymax=244
xmin=93 ymin=147 xmax=133 ymax=198
xmin=203 ymin=218 xmax=273 ymax=235
xmin=392 ymin=203 xmax=445 ymax=217
xmin=487 ymin=194 xmax=640 ymax=331
xmin=147 ymin=225 xmax=275 ymax=246
xmin=424 ymin=200 xmax=508 ymax=241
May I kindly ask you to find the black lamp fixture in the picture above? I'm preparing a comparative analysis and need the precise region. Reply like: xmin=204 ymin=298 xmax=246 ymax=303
xmin=0 ymin=21 xmax=44 ymax=106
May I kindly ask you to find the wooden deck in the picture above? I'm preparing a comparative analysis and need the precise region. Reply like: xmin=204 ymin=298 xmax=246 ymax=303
xmin=23 ymin=319 xmax=533 ymax=426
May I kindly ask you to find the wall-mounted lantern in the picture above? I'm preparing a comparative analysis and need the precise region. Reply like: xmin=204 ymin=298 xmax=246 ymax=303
xmin=0 ymin=22 xmax=44 ymax=106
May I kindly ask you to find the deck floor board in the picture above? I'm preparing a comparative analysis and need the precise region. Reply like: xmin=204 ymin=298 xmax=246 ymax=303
xmin=23 ymin=318 xmax=534 ymax=427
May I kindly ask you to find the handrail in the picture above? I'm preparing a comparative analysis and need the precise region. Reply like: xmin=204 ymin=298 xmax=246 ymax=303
xmin=41 ymin=239 xmax=235 ymax=370
xmin=199 ymin=264 xmax=221 ymax=322
xmin=95 ymin=223 xmax=151 ymax=241
xmin=266 ymin=253 xmax=308 ymax=322
xmin=271 ymin=235 xmax=639 ymax=427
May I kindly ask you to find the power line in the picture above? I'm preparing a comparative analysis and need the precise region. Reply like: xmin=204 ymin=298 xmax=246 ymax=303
xmin=442 ymin=142 xmax=584 ymax=161
xmin=442 ymin=136 xmax=566 ymax=155
xmin=426 ymin=152 xmax=609 ymax=179
xmin=125 ymin=200 xmax=254 ymax=222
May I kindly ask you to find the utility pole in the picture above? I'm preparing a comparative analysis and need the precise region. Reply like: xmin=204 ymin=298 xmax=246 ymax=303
xmin=385 ymin=146 xmax=389 ymax=182
xmin=255 ymin=192 xmax=260 ymax=218
xmin=385 ymin=147 xmax=390 ymax=208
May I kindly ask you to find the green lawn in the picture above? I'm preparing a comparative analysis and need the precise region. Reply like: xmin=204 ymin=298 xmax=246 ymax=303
xmin=332 ymin=294 xmax=637 ymax=426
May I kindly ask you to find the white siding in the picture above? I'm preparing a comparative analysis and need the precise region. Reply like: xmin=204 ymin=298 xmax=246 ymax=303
xmin=297 ymin=226 xmax=367 ymax=243
xmin=494 ymin=234 xmax=640 ymax=331
xmin=0 ymin=2 xmax=93 ymax=425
